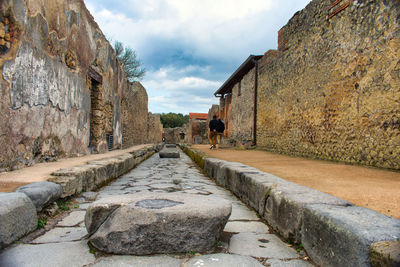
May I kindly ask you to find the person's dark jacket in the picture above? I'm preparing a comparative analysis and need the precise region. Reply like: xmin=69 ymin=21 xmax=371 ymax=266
xmin=217 ymin=119 xmax=225 ymax=133
xmin=209 ymin=118 xmax=219 ymax=131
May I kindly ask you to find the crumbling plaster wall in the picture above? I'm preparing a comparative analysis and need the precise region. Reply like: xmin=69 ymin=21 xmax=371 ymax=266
xmin=0 ymin=0 xmax=126 ymax=170
xmin=257 ymin=0 xmax=400 ymax=170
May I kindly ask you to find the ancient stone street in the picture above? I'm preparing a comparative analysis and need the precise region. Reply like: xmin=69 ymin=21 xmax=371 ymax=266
xmin=0 ymin=149 xmax=313 ymax=266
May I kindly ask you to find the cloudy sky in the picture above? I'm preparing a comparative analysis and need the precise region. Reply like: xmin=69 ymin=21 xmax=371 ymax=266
xmin=85 ymin=0 xmax=311 ymax=115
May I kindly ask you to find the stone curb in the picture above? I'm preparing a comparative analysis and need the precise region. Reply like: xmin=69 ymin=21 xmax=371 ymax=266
xmin=0 ymin=144 xmax=162 ymax=250
xmin=0 ymin=192 xmax=37 ymax=249
xmin=181 ymin=145 xmax=400 ymax=267
xmin=48 ymin=145 xmax=161 ymax=198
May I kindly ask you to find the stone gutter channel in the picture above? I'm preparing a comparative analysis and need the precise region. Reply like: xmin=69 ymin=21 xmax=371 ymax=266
xmin=180 ymin=145 xmax=400 ymax=267
xmin=0 ymin=144 xmax=398 ymax=266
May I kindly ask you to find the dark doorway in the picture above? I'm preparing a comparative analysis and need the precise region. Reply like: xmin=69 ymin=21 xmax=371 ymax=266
xmin=89 ymin=78 xmax=103 ymax=152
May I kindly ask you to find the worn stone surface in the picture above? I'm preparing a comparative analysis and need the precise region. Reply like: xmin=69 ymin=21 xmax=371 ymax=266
xmin=31 ymin=227 xmax=87 ymax=243
xmin=302 ymin=204 xmax=400 ymax=267
xmin=93 ymin=255 xmax=183 ymax=267
xmin=0 ymin=192 xmax=37 ymax=249
xmin=264 ymin=183 xmax=351 ymax=243
xmin=370 ymin=240 xmax=400 ymax=267
xmin=257 ymin=0 xmax=400 ymax=170
xmin=57 ymin=211 xmax=86 ymax=227
xmin=16 ymin=181 xmax=62 ymax=211
xmin=228 ymin=232 xmax=299 ymax=259
xmin=86 ymin=193 xmax=232 ymax=255
xmin=184 ymin=253 xmax=264 ymax=267
xmin=0 ymin=241 xmax=95 ymax=266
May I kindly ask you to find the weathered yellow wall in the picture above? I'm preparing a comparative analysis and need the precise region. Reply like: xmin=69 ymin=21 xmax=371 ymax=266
xmin=257 ymin=0 xmax=399 ymax=170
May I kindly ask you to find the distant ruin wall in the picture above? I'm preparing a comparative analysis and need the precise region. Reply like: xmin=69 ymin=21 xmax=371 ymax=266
xmin=147 ymin=113 xmax=163 ymax=144
xmin=121 ymin=82 xmax=148 ymax=147
xmin=257 ymin=0 xmax=400 ymax=170
xmin=0 ymin=0 xmax=126 ymax=170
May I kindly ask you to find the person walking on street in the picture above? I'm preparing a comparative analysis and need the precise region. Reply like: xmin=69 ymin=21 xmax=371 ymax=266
xmin=209 ymin=115 xmax=219 ymax=149
xmin=216 ymin=119 xmax=225 ymax=149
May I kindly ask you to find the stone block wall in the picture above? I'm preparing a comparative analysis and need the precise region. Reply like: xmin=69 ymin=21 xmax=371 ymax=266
xmin=121 ymin=82 xmax=148 ymax=147
xmin=257 ymin=0 xmax=400 ymax=170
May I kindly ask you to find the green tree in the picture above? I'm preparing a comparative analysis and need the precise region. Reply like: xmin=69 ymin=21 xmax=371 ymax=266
xmin=160 ymin=113 xmax=189 ymax=128
xmin=114 ymin=41 xmax=145 ymax=81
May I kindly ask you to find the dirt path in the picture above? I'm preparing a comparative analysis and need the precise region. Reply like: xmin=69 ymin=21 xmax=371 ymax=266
xmin=193 ymin=145 xmax=400 ymax=220
xmin=0 ymin=144 xmax=152 ymax=192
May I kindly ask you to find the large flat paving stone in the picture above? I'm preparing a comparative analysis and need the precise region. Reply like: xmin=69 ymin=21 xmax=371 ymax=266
xmin=228 ymin=232 xmax=299 ymax=259
xmin=85 ymin=193 xmax=232 ymax=255
xmin=224 ymin=221 xmax=269 ymax=233
xmin=266 ymin=259 xmax=314 ymax=267
xmin=0 ymin=192 xmax=37 ymax=249
xmin=93 ymin=255 xmax=183 ymax=267
xmin=57 ymin=211 xmax=86 ymax=226
xmin=31 ymin=227 xmax=87 ymax=243
xmin=229 ymin=202 xmax=260 ymax=221
xmin=16 ymin=181 xmax=62 ymax=211
xmin=0 ymin=241 xmax=95 ymax=267
xmin=184 ymin=253 xmax=264 ymax=267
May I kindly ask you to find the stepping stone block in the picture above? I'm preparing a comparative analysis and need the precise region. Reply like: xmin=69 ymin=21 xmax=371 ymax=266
xmin=159 ymin=151 xmax=180 ymax=158
xmin=85 ymin=193 xmax=232 ymax=255
xmin=165 ymin=144 xmax=177 ymax=148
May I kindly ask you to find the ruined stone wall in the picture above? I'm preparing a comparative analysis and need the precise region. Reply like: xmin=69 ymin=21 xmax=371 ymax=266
xmin=0 ymin=0 xmax=126 ymax=170
xmin=189 ymin=119 xmax=208 ymax=144
xmin=257 ymin=0 xmax=400 ymax=170
xmin=163 ymin=127 xmax=183 ymax=144
xmin=147 ymin=113 xmax=163 ymax=144
xmin=230 ymin=68 xmax=255 ymax=144
xmin=121 ymin=82 xmax=148 ymax=148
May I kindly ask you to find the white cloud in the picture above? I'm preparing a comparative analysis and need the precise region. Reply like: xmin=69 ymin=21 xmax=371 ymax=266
xmin=84 ymin=0 xmax=311 ymax=114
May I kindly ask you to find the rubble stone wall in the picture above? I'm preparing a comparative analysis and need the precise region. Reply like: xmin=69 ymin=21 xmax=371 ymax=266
xmin=257 ymin=0 xmax=400 ymax=170
xmin=121 ymin=82 xmax=148 ymax=147
xmin=147 ymin=113 xmax=163 ymax=144
xmin=230 ymin=68 xmax=255 ymax=144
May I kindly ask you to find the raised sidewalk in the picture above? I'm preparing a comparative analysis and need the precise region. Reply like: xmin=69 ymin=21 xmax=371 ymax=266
xmin=182 ymin=145 xmax=400 ymax=267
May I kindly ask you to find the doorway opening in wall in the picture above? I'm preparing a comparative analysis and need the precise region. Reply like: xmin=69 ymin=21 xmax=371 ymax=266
xmin=104 ymin=102 xmax=114 ymax=151
xmin=89 ymin=78 xmax=103 ymax=153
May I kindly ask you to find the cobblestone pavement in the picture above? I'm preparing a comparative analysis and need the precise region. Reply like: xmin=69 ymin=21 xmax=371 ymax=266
xmin=0 ymin=149 xmax=314 ymax=267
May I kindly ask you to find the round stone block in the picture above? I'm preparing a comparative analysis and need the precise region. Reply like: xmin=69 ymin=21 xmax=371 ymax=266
xmin=85 ymin=193 xmax=232 ymax=255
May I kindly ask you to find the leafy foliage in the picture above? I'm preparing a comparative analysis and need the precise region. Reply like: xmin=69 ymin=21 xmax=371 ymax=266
xmin=160 ymin=113 xmax=189 ymax=128
xmin=114 ymin=41 xmax=145 ymax=82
